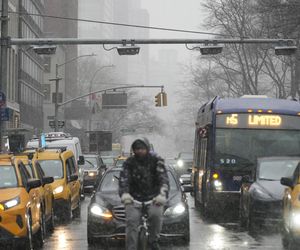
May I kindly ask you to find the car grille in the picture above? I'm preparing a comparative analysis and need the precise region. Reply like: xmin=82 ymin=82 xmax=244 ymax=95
xmin=113 ymin=205 xmax=126 ymax=220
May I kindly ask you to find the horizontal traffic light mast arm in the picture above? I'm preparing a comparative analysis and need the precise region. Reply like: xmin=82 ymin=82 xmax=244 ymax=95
xmin=10 ymin=38 xmax=296 ymax=46
xmin=58 ymin=85 xmax=164 ymax=107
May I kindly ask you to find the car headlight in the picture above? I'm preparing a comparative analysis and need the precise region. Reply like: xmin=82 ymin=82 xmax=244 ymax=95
xmin=177 ymin=160 xmax=184 ymax=168
xmin=2 ymin=197 xmax=20 ymax=210
xmin=179 ymin=178 xmax=183 ymax=184
xmin=90 ymin=204 xmax=113 ymax=219
xmin=53 ymin=186 xmax=64 ymax=195
xmin=291 ymin=212 xmax=300 ymax=228
xmin=164 ymin=203 xmax=186 ymax=217
xmin=88 ymin=171 xmax=98 ymax=177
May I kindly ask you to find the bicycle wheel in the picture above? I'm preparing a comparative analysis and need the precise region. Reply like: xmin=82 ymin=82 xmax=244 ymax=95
xmin=138 ymin=227 xmax=148 ymax=250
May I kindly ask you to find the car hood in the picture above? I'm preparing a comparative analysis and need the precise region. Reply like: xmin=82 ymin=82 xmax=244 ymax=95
xmin=251 ymin=180 xmax=285 ymax=200
xmin=0 ymin=188 xmax=23 ymax=202
xmin=92 ymin=190 xmax=183 ymax=209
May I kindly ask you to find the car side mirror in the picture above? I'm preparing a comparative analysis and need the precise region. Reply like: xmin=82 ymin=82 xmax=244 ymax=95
xmin=182 ymin=185 xmax=193 ymax=193
xmin=187 ymin=168 xmax=192 ymax=174
xmin=242 ymin=175 xmax=254 ymax=184
xmin=281 ymin=177 xmax=294 ymax=188
xmin=27 ymin=179 xmax=42 ymax=191
xmin=78 ymin=156 xmax=85 ymax=165
xmin=68 ymin=174 xmax=78 ymax=182
xmin=42 ymin=176 xmax=54 ymax=186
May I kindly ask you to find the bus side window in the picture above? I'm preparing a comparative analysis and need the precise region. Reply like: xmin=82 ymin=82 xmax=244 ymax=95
xmin=200 ymin=139 xmax=207 ymax=170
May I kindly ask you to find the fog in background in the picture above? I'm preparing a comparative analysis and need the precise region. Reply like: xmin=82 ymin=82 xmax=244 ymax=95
xmin=78 ymin=0 xmax=209 ymax=158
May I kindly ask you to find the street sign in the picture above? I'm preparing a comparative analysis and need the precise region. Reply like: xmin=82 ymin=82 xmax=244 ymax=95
xmin=120 ymin=128 xmax=136 ymax=133
xmin=0 ymin=108 xmax=9 ymax=121
xmin=102 ymin=93 xmax=127 ymax=109
xmin=0 ymin=92 xmax=6 ymax=107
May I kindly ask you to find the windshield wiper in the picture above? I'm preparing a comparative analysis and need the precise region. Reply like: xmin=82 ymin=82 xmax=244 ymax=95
xmin=85 ymin=160 xmax=96 ymax=168
xmin=259 ymin=178 xmax=277 ymax=181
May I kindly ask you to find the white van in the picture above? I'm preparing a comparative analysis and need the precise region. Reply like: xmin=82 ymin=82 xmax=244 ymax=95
xmin=27 ymin=132 xmax=83 ymax=162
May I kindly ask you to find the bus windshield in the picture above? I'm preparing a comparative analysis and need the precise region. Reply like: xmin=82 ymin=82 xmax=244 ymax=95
xmin=215 ymin=129 xmax=300 ymax=168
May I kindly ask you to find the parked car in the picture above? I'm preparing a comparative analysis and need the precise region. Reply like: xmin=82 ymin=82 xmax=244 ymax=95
xmin=240 ymin=156 xmax=300 ymax=229
xmin=15 ymin=153 xmax=55 ymax=234
xmin=87 ymin=166 xmax=190 ymax=246
xmin=82 ymin=154 xmax=106 ymax=191
xmin=0 ymin=154 xmax=44 ymax=249
xmin=281 ymin=161 xmax=300 ymax=249
xmin=32 ymin=148 xmax=82 ymax=222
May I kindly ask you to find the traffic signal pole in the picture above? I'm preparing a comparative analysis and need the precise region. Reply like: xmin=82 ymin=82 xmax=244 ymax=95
xmin=9 ymin=38 xmax=296 ymax=46
xmin=0 ymin=0 xmax=9 ymax=150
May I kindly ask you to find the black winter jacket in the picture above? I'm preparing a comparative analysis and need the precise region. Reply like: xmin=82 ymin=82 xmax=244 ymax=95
xmin=119 ymin=138 xmax=169 ymax=202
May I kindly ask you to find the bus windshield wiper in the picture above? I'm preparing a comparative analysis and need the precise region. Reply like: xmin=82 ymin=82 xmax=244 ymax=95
xmin=259 ymin=178 xmax=277 ymax=181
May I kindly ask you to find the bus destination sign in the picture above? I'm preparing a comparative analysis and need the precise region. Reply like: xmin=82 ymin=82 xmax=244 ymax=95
xmin=217 ymin=113 xmax=299 ymax=129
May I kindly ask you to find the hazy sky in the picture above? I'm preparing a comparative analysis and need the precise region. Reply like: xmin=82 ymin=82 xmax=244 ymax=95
xmin=141 ymin=0 xmax=209 ymax=60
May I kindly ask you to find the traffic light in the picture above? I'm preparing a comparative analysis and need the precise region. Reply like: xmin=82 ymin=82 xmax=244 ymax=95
xmin=155 ymin=93 xmax=162 ymax=107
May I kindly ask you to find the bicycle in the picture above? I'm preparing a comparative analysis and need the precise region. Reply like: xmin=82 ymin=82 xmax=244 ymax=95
xmin=133 ymin=199 xmax=153 ymax=250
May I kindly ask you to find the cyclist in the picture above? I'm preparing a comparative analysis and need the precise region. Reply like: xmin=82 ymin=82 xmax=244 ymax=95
xmin=119 ymin=138 xmax=169 ymax=250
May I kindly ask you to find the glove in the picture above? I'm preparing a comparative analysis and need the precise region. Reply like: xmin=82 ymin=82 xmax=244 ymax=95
xmin=121 ymin=193 xmax=134 ymax=205
xmin=153 ymin=185 xmax=168 ymax=206
xmin=153 ymin=194 xmax=167 ymax=206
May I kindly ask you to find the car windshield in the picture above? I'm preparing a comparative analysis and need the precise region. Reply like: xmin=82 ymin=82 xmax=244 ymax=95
xmin=258 ymin=158 xmax=300 ymax=181
xmin=0 ymin=166 xmax=18 ymax=188
xmin=82 ymin=158 xmax=97 ymax=170
xmin=102 ymin=157 xmax=115 ymax=165
xmin=39 ymin=160 xmax=64 ymax=179
xmin=84 ymin=157 xmax=98 ymax=167
xmin=99 ymin=170 xmax=177 ymax=192
xmin=215 ymin=129 xmax=300 ymax=168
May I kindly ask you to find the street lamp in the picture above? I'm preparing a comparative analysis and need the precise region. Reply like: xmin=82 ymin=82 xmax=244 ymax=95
xmin=50 ymin=53 xmax=97 ymax=132
xmin=88 ymin=65 xmax=115 ymax=131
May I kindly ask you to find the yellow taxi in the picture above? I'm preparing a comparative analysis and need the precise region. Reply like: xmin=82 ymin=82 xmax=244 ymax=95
xmin=0 ymin=154 xmax=44 ymax=249
xmin=281 ymin=163 xmax=300 ymax=249
xmin=114 ymin=155 xmax=127 ymax=168
xmin=33 ymin=148 xmax=81 ymax=222
xmin=14 ymin=153 xmax=55 ymax=233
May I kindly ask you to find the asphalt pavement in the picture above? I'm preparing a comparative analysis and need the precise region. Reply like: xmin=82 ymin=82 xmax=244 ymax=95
xmin=43 ymin=194 xmax=284 ymax=250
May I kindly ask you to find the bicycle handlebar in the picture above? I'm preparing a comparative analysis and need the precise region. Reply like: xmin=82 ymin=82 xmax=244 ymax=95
xmin=133 ymin=200 xmax=153 ymax=206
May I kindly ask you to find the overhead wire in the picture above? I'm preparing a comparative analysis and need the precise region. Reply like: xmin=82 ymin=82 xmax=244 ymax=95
xmin=3 ymin=10 xmax=244 ymax=38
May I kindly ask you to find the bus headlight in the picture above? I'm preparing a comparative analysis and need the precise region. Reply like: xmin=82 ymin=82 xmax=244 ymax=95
xmin=214 ymin=180 xmax=223 ymax=191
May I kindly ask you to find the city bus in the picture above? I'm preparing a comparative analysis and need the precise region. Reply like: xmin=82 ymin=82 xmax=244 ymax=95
xmin=192 ymin=95 xmax=300 ymax=217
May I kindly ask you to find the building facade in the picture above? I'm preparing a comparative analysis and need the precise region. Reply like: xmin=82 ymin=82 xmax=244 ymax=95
xmin=18 ymin=0 xmax=45 ymax=132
